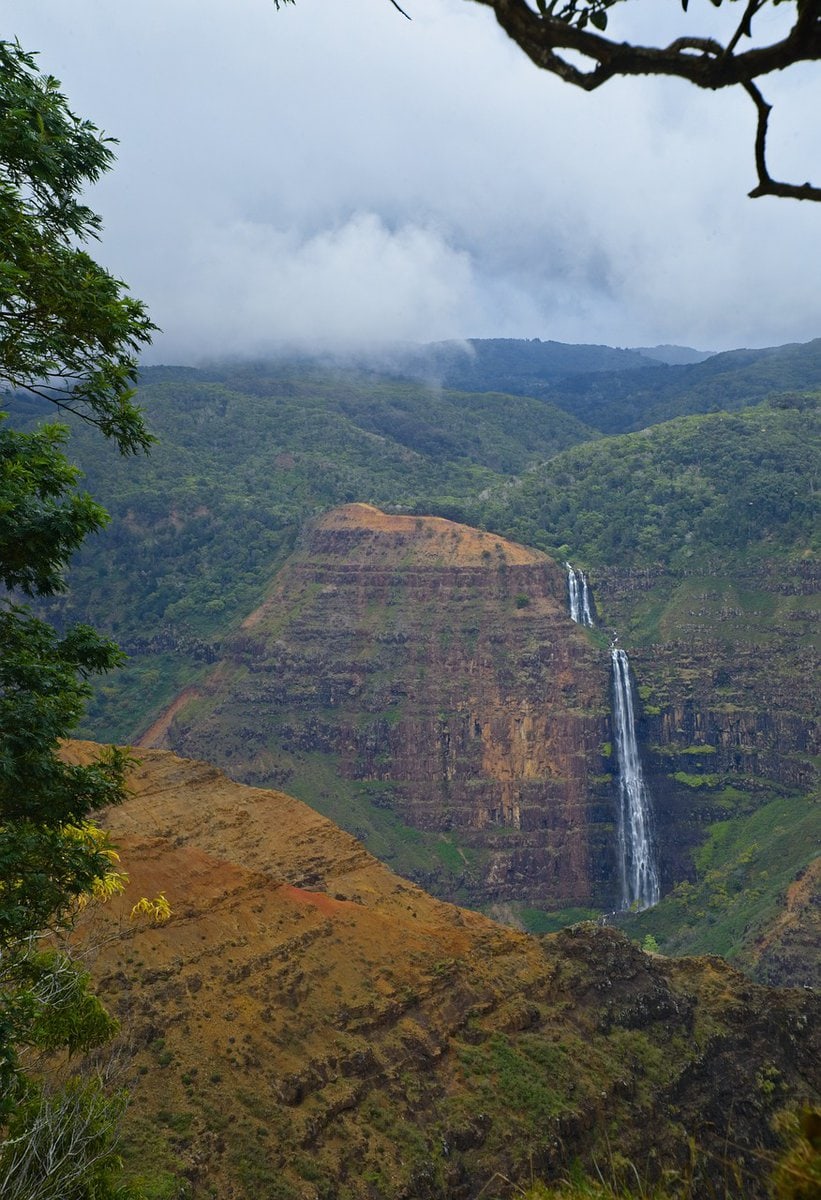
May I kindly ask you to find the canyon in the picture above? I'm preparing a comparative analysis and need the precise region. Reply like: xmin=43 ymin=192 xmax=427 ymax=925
xmin=137 ymin=504 xmax=819 ymax=988
xmin=4 ymin=345 xmax=818 ymax=1199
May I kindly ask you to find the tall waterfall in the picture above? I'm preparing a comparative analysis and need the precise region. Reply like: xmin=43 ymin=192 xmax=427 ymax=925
xmin=565 ymin=563 xmax=594 ymax=627
xmin=611 ymin=648 xmax=660 ymax=911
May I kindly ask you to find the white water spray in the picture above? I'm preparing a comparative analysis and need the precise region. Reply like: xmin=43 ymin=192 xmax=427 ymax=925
xmin=566 ymin=563 xmax=594 ymax=627
xmin=611 ymin=648 xmax=660 ymax=911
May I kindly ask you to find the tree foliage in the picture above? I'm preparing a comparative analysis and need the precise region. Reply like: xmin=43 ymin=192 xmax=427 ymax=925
xmin=0 ymin=37 xmax=154 ymax=1193
xmin=0 ymin=40 xmax=155 ymax=449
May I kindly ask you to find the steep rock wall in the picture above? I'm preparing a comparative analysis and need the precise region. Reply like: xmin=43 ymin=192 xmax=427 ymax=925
xmin=590 ymin=562 xmax=819 ymax=889
xmin=147 ymin=505 xmax=614 ymax=907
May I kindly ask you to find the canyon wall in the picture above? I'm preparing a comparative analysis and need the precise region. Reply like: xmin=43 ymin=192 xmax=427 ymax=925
xmin=146 ymin=505 xmax=616 ymax=908
xmin=591 ymin=561 xmax=820 ymax=888
xmin=139 ymin=509 xmax=818 ymax=931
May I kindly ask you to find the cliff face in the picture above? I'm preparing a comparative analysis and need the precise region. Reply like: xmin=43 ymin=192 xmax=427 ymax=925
xmin=591 ymin=563 xmax=819 ymax=881
xmin=69 ymin=744 xmax=819 ymax=1200
xmin=145 ymin=505 xmax=613 ymax=908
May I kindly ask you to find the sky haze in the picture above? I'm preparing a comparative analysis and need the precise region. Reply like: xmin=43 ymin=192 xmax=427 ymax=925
xmin=6 ymin=0 xmax=821 ymax=360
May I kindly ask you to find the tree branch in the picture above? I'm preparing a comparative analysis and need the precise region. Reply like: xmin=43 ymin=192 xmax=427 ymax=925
xmin=467 ymin=0 xmax=821 ymax=201
xmin=477 ymin=0 xmax=821 ymax=90
xmin=724 ymin=0 xmax=768 ymax=60
xmin=744 ymin=79 xmax=821 ymax=200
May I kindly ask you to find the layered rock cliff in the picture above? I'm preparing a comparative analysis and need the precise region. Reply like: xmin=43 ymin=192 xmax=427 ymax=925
xmin=69 ymin=743 xmax=819 ymax=1200
xmin=143 ymin=505 xmax=615 ymax=908
xmin=593 ymin=560 xmax=818 ymax=798
xmin=587 ymin=560 xmax=819 ymax=982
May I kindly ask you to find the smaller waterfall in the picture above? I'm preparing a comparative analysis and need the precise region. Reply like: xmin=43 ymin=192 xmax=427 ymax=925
xmin=565 ymin=563 xmax=594 ymax=627
xmin=611 ymin=648 xmax=660 ymax=911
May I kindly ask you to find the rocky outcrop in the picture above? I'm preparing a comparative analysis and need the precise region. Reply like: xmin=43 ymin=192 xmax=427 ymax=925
xmin=70 ymin=743 xmax=820 ymax=1200
xmin=145 ymin=506 xmax=615 ymax=908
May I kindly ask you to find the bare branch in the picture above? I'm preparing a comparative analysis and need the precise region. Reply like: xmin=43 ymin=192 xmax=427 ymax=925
xmin=476 ymin=0 xmax=821 ymax=89
xmin=724 ymin=0 xmax=768 ymax=59
xmin=744 ymin=79 xmax=821 ymax=201
xmin=466 ymin=0 xmax=821 ymax=201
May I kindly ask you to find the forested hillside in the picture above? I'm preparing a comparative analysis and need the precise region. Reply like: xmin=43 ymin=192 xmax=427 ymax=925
xmin=383 ymin=336 xmax=821 ymax=435
xmin=467 ymin=394 xmax=819 ymax=568
xmin=9 ymin=365 xmax=593 ymax=644
xmin=7 ymin=367 xmax=594 ymax=736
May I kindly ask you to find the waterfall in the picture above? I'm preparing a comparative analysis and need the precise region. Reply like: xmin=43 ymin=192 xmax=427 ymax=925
xmin=611 ymin=648 xmax=660 ymax=911
xmin=565 ymin=563 xmax=594 ymax=627
xmin=580 ymin=573 xmax=594 ymax=627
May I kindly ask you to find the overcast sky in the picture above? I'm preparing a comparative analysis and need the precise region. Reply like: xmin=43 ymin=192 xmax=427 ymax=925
xmin=7 ymin=0 xmax=821 ymax=360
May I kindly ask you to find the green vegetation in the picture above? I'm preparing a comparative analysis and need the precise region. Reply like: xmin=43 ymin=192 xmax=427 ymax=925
xmin=672 ymin=772 xmax=721 ymax=789
xmin=495 ymin=905 xmax=601 ymax=934
xmin=0 ymin=38 xmax=156 ymax=1198
xmin=623 ymin=791 xmax=819 ymax=973
xmin=472 ymin=395 xmax=819 ymax=571
xmin=278 ymin=754 xmax=484 ymax=893
xmin=9 ymin=365 xmax=593 ymax=645
xmin=457 ymin=1032 xmax=569 ymax=1127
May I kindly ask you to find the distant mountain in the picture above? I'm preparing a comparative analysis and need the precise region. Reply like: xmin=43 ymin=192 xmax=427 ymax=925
xmin=346 ymin=336 xmax=821 ymax=435
xmin=376 ymin=337 xmax=654 ymax=394
xmin=633 ymin=344 xmax=716 ymax=365
xmin=519 ymin=337 xmax=821 ymax=433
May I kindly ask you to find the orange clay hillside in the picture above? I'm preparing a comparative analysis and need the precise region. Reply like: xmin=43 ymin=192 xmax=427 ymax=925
xmin=65 ymin=742 xmax=819 ymax=1200
xmin=262 ymin=502 xmax=550 ymax=569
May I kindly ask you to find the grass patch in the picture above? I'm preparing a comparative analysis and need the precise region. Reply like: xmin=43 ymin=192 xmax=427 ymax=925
xmin=482 ymin=902 xmax=604 ymax=934
xmin=124 ymin=1172 xmax=190 ymax=1200
xmin=672 ymin=772 xmax=720 ymax=789
xmin=283 ymin=753 xmax=478 ymax=889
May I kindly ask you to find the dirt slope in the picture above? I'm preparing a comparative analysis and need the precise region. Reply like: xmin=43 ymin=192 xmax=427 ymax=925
xmin=67 ymin=743 xmax=819 ymax=1200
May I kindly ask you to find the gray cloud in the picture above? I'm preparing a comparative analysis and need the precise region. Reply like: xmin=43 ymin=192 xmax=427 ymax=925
xmin=6 ymin=0 xmax=821 ymax=358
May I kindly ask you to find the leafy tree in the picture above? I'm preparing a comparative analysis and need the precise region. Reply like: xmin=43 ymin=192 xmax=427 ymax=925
xmin=0 ymin=40 xmax=155 ymax=450
xmin=0 ymin=37 xmax=154 ymax=1193
xmin=276 ymin=0 xmax=821 ymax=201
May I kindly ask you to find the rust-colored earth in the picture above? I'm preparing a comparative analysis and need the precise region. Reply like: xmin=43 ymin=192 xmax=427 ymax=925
xmin=65 ymin=743 xmax=819 ymax=1200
